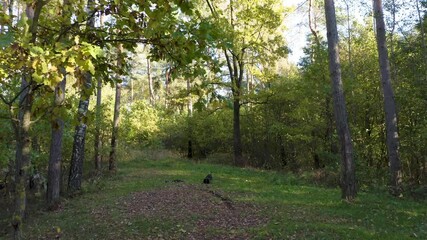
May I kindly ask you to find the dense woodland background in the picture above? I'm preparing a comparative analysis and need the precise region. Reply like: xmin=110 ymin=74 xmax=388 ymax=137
xmin=0 ymin=0 xmax=426 ymax=238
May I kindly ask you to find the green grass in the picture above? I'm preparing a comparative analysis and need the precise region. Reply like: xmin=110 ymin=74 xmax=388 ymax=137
xmin=2 ymin=153 xmax=426 ymax=239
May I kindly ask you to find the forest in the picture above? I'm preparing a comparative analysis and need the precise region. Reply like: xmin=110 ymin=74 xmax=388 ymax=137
xmin=0 ymin=0 xmax=426 ymax=239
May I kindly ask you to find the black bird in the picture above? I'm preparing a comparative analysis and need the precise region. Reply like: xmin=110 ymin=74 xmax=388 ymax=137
xmin=203 ymin=173 xmax=213 ymax=184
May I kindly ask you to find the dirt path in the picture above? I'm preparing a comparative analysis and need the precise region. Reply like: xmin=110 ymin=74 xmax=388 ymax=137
xmin=113 ymin=183 xmax=269 ymax=239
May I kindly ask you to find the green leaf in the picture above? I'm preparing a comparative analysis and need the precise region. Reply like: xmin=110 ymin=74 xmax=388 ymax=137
xmin=83 ymin=59 xmax=95 ymax=74
xmin=30 ymin=46 xmax=44 ymax=56
xmin=0 ymin=32 xmax=14 ymax=47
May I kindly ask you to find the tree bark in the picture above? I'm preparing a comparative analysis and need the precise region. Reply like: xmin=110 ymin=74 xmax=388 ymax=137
xmin=416 ymin=0 xmax=427 ymax=80
xmin=224 ymin=49 xmax=244 ymax=166
xmin=47 ymin=0 xmax=69 ymax=208
xmin=94 ymin=12 xmax=104 ymax=171
xmin=109 ymin=82 xmax=121 ymax=171
xmin=187 ymin=79 xmax=193 ymax=159
xmin=94 ymin=76 xmax=102 ymax=171
xmin=147 ymin=58 xmax=155 ymax=106
xmin=324 ymin=0 xmax=356 ymax=201
xmin=47 ymin=78 xmax=66 ymax=208
xmin=12 ymin=77 xmax=33 ymax=240
xmin=68 ymin=86 xmax=90 ymax=192
xmin=165 ymin=65 xmax=171 ymax=107
xmin=11 ymin=1 xmax=43 ymax=238
xmin=373 ymin=0 xmax=403 ymax=196
xmin=109 ymin=44 xmax=123 ymax=172
xmin=68 ymin=0 xmax=95 ymax=193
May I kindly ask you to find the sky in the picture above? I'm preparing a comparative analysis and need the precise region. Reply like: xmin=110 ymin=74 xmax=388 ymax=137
xmin=281 ymin=0 xmax=423 ymax=64
xmin=282 ymin=0 xmax=310 ymax=64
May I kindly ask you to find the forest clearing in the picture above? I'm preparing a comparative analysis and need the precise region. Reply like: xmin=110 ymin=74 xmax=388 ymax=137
xmin=1 ymin=151 xmax=426 ymax=239
xmin=1 ymin=0 xmax=427 ymax=239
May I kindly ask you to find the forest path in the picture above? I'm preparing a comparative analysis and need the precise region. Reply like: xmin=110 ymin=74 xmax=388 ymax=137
xmin=5 ymin=150 xmax=426 ymax=239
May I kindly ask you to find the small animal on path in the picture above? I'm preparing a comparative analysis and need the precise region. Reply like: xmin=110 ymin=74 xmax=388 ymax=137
xmin=203 ymin=173 xmax=212 ymax=184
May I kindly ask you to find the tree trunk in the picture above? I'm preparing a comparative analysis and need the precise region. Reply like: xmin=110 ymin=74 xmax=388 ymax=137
xmin=109 ymin=82 xmax=121 ymax=171
xmin=47 ymin=0 xmax=69 ymax=208
xmin=68 ymin=0 xmax=95 ymax=193
xmin=47 ymin=78 xmax=66 ymax=208
xmin=109 ymin=45 xmax=123 ymax=172
xmin=324 ymin=0 xmax=356 ymax=201
xmin=12 ymin=77 xmax=33 ymax=240
xmin=94 ymin=76 xmax=102 ymax=171
xmin=165 ymin=66 xmax=171 ymax=107
xmin=187 ymin=79 xmax=193 ymax=159
xmin=416 ymin=0 xmax=427 ymax=80
xmin=94 ymin=12 xmax=104 ymax=171
xmin=232 ymin=54 xmax=244 ymax=166
xmin=68 ymin=86 xmax=90 ymax=192
xmin=224 ymin=48 xmax=244 ymax=166
xmin=12 ymin=1 xmax=43 ymax=238
xmin=373 ymin=0 xmax=403 ymax=196
xmin=147 ymin=58 xmax=155 ymax=106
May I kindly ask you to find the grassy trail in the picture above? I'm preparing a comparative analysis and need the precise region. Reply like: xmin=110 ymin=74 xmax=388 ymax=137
xmin=4 ymin=152 xmax=427 ymax=239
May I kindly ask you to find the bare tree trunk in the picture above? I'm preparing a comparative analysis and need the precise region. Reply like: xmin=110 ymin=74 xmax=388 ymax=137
xmin=416 ymin=0 xmax=427 ymax=79
xmin=68 ymin=0 xmax=95 ymax=193
xmin=109 ymin=82 xmax=121 ymax=171
xmin=47 ymin=78 xmax=66 ymax=209
xmin=233 ymin=55 xmax=244 ymax=166
xmin=68 ymin=75 xmax=91 ymax=193
xmin=12 ymin=77 xmax=33 ymax=240
xmin=0 ymin=0 xmax=6 ymax=33
xmin=165 ymin=65 xmax=171 ymax=108
xmin=324 ymin=0 xmax=356 ymax=201
xmin=47 ymin=0 xmax=70 ymax=209
xmin=147 ymin=58 xmax=155 ymax=106
xmin=187 ymin=79 xmax=193 ymax=159
xmin=373 ymin=0 xmax=403 ymax=196
xmin=94 ymin=13 xmax=104 ymax=172
xmin=8 ymin=0 xmax=13 ymax=19
xmin=11 ymin=1 xmax=44 ymax=238
xmin=109 ymin=45 xmax=123 ymax=172
xmin=94 ymin=76 xmax=102 ymax=171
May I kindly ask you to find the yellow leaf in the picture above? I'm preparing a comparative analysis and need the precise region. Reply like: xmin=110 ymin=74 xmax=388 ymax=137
xmin=66 ymin=65 xmax=75 ymax=73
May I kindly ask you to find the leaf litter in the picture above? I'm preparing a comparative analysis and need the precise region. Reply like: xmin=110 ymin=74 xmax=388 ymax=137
xmin=116 ymin=182 xmax=270 ymax=239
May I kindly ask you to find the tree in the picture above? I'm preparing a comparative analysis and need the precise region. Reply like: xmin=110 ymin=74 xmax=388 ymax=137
xmin=10 ymin=1 xmax=45 ymax=238
xmin=47 ymin=78 xmax=66 ymax=208
xmin=205 ymin=0 xmax=286 ymax=166
xmin=147 ymin=58 xmax=155 ymax=105
xmin=109 ymin=44 xmax=123 ymax=172
xmin=68 ymin=0 xmax=96 ymax=193
xmin=373 ymin=0 xmax=403 ymax=196
xmin=324 ymin=0 xmax=356 ymax=200
xmin=94 ymin=13 xmax=105 ymax=172
xmin=47 ymin=0 xmax=71 ymax=209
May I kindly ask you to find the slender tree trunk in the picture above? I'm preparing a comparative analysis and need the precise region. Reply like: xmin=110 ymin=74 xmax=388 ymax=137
xmin=12 ymin=1 xmax=43 ymax=238
xmin=233 ymin=55 xmax=244 ymax=166
xmin=416 ymin=0 xmax=427 ymax=79
xmin=47 ymin=78 xmax=66 ymax=209
xmin=68 ymin=0 xmax=95 ymax=193
xmin=94 ymin=12 xmax=104 ymax=171
xmin=8 ymin=0 xmax=13 ymax=19
xmin=47 ymin=0 xmax=69 ymax=208
xmin=187 ymin=79 xmax=193 ymax=159
xmin=165 ymin=66 xmax=171 ymax=107
xmin=109 ymin=82 xmax=121 ymax=171
xmin=324 ymin=0 xmax=356 ymax=201
xmin=373 ymin=0 xmax=403 ymax=196
xmin=68 ymin=76 xmax=90 ymax=192
xmin=94 ymin=76 xmax=102 ymax=171
xmin=109 ymin=44 xmax=123 ymax=172
xmin=147 ymin=58 xmax=155 ymax=106
xmin=12 ymin=77 xmax=33 ymax=240
xmin=0 ymin=1 xmax=6 ymax=33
